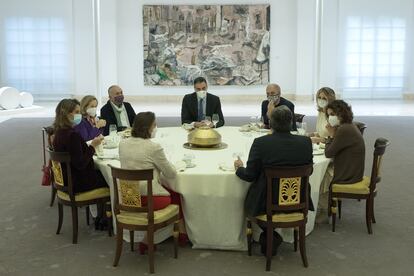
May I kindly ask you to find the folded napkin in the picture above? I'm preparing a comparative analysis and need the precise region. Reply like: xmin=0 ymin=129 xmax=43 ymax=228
xmin=97 ymin=153 xmax=119 ymax=159
xmin=219 ymin=161 xmax=235 ymax=172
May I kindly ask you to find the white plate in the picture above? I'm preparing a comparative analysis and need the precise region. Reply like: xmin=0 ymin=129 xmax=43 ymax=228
xmin=97 ymin=153 xmax=119 ymax=159
xmin=313 ymin=149 xmax=325 ymax=155
xmin=103 ymin=143 xmax=118 ymax=149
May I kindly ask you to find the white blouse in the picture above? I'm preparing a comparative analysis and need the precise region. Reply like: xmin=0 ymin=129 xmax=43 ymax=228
xmin=316 ymin=111 xmax=330 ymax=138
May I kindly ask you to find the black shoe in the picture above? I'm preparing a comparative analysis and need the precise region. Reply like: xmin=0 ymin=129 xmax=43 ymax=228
xmin=94 ymin=216 xmax=108 ymax=231
xmin=259 ymin=231 xmax=283 ymax=256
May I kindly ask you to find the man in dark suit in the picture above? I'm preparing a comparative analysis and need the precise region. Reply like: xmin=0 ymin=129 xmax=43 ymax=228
xmin=234 ymin=105 xmax=313 ymax=255
xmin=181 ymin=77 xmax=225 ymax=128
xmin=100 ymin=85 xmax=136 ymax=135
xmin=261 ymin=83 xmax=297 ymax=130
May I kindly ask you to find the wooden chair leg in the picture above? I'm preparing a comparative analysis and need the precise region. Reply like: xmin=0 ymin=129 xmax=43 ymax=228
xmin=247 ymin=220 xmax=252 ymax=256
xmin=299 ymin=225 xmax=308 ymax=267
xmin=293 ymin=228 xmax=298 ymax=252
xmin=173 ymin=221 xmax=179 ymax=259
xmin=105 ymin=202 xmax=113 ymax=237
xmin=338 ymin=200 xmax=342 ymax=219
xmin=85 ymin=206 xmax=90 ymax=226
xmin=366 ymin=199 xmax=373 ymax=234
xmin=148 ymin=228 xmax=155 ymax=274
xmin=71 ymin=206 xmax=79 ymax=244
xmin=113 ymin=225 xmax=123 ymax=267
xmin=56 ymin=203 xmax=63 ymax=234
xmin=50 ymin=185 xmax=56 ymax=207
xmin=129 ymin=231 xmax=134 ymax=251
xmin=265 ymin=225 xmax=272 ymax=271
xmin=371 ymin=198 xmax=376 ymax=224
xmin=331 ymin=199 xmax=337 ymax=232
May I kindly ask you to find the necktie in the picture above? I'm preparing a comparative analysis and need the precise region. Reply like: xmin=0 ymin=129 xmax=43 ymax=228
xmin=198 ymin=98 xmax=204 ymax=121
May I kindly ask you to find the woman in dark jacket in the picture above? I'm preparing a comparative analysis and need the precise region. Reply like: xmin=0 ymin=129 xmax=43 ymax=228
xmin=53 ymin=98 xmax=107 ymax=193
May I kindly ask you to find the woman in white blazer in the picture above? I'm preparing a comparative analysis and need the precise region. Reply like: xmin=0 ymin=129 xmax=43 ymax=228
xmin=119 ymin=112 xmax=187 ymax=252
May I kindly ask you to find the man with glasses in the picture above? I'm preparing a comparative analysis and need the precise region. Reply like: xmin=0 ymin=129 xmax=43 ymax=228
xmin=261 ymin=83 xmax=296 ymax=130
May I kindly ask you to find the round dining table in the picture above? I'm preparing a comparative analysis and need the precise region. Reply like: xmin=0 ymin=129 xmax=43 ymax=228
xmin=94 ymin=126 xmax=330 ymax=251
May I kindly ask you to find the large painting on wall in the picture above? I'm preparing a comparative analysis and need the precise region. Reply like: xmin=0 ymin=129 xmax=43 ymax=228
xmin=143 ymin=5 xmax=270 ymax=86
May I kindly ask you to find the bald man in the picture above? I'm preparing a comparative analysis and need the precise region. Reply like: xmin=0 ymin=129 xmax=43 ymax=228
xmin=261 ymin=83 xmax=297 ymax=131
xmin=100 ymin=85 xmax=136 ymax=135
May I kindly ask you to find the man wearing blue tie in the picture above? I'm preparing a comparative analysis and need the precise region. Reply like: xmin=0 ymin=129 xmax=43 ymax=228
xmin=181 ymin=77 xmax=225 ymax=128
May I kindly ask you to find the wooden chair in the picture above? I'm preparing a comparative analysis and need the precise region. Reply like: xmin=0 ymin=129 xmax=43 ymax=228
xmin=328 ymin=138 xmax=390 ymax=234
xmin=246 ymin=164 xmax=314 ymax=271
xmin=295 ymin=113 xmax=305 ymax=123
xmin=109 ymin=165 xmax=180 ymax=274
xmin=354 ymin=121 xmax=367 ymax=135
xmin=42 ymin=126 xmax=57 ymax=206
xmin=48 ymin=150 xmax=111 ymax=243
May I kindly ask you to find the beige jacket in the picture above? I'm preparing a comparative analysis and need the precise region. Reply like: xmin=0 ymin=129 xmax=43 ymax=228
xmin=119 ymin=137 xmax=176 ymax=196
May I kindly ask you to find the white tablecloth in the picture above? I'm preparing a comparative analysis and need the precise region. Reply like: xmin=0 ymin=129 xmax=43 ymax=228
xmin=94 ymin=126 xmax=330 ymax=250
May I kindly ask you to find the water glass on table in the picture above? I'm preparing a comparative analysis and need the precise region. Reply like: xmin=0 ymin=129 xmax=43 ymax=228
xmin=212 ymin=113 xmax=219 ymax=128
xmin=297 ymin=122 xmax=307 ymax=135
xmin=109 ymin=124 xmax=117 ymax=136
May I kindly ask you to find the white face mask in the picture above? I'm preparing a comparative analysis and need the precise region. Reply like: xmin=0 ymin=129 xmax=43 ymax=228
xmin=196 ymin=90 xmax=207 ymax=99
xmin=328 ymin=115 xmax=340 ymax=127
xmin=151 ymin=126 xmax=157 ymax=138
xmin=86 ymin=107 xmax=97 ymax=117
xmin=317 ymin=99 xmax=328 ymax=109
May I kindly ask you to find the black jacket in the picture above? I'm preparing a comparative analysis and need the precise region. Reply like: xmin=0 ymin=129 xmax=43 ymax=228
xmin=236 ymin=132 xmax=313 ymax=216
xmin=181 ymin=92 xmax=225 ymax=127
xmin=100 ymin=101 xmax=136 ymax=135
xmin=261 ymin=97 xmax=297 ymax=130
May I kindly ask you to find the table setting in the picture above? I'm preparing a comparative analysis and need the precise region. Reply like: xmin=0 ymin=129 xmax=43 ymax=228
xmin=93 ymin=126 xmax=331 ymax=250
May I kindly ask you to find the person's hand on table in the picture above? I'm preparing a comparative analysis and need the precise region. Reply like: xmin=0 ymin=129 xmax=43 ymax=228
xmin=91 ymin=134 xmax=104 ymax=148
xmin=234 ymin=157 xmax=244 ymax=170
xmin=194 ymin=121 xmax=207 ymax=128
xmin=311 ymin=136 xmax=325 ymax=144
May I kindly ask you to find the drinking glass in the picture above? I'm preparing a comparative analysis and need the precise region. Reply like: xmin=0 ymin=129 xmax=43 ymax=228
xmin=204 ymin=116 xmax=212 ymax=127
xmin=212 ymin=114 xmax=219 ymax=128
xmin=109 ymin=124 xmax=117 ymax=136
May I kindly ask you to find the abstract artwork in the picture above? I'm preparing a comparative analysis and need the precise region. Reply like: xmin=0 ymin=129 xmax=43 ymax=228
xmin=143 ymin=5 xmax=270 ymax=86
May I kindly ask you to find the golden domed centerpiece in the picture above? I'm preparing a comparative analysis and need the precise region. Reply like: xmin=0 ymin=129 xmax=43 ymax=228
xmin=184 ymin=126 xmax=227 ymax=150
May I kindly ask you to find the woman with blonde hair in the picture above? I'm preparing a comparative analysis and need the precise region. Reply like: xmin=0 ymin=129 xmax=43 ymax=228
xmin=309 ymin=87 xmax=336 ymax=143
xmin=74 ymin=95 xmax=106 ymax=141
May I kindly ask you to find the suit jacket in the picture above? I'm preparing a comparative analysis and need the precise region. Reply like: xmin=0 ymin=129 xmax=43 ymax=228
xmin=181 ymin=92 xmax=225 ymax=127
xmin=119 ymin=137 xmax=177 ymax=196
xmin=236 ymin=132 xmax=313 ymax=216
xmin=100 ymin=101 xmax=136 ymax=135
xmin=261 ymin=97 xmax=297 ymax=131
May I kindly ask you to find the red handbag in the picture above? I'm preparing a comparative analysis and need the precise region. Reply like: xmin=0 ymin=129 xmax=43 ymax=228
xmin=41 ymin=162 xmax=51 ymax=186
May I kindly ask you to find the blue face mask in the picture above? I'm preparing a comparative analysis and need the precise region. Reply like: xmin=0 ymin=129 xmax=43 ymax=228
xmin=73 ymin=114 xmax=82 ymax=125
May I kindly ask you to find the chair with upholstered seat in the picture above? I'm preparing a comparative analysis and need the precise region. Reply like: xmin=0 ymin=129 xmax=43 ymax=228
xmin=294 ymin=113 xmax=306 ymax=123
xmin=246 ymin=164 xmax=313 ymax=271
xmin=354 ymin=121 xmax=367 ymax=135
xmin=109 ymin=165 xmax=180 ymax=274
xmin=48 ymin=150 xmax=111 ymax=243
xmin=328 ymin=138 xmax=390 ymax=234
